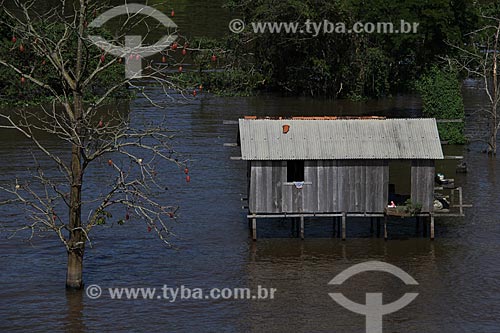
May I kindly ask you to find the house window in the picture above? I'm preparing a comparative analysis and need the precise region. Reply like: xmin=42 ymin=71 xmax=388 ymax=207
xmin=287 ymin=160 xmax=304 ymax=182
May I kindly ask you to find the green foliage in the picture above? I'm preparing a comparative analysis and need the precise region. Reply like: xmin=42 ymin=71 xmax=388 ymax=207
xmin=95 ymin=209 xmax=113 ymax=225
xmin=226 ymin=0 xmax=479 ymax=98
xmin=180 ymin=36 xmax=268 ymax=96
xmin=0 ymin=10 xmax=127 ymax=106
xmin=397 ymin=199 xmax=422 ymax=216
xmin=179 ymin=69 xmax=266 ymax=97
xmin=416 ymin=66 xmax=466 ymax=144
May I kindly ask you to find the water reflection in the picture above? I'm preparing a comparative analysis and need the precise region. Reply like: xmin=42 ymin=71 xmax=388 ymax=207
xmin=245 ymin=239 xmax=441 ymax=333
xmin=64 ymin=290 xmax=86 ymax=333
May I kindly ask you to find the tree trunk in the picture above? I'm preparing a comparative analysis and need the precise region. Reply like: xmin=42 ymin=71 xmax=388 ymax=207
xmin=489 ymin=102 xmax=498 ymax=156
xmin=66 ymin=2 xmax=87 ymax=289
xmin=66 ymin=247 xmax=84 ymax=289
xmin=66 ymin=92 xmax=85 ymax=289
xmin=491 ymin=127 xmax=497 ymax=155
xmin=490 ymin=23 xmax=499 ymax=156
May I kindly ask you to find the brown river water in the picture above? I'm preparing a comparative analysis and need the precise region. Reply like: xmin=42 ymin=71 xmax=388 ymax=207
xmin=0 ymin=1 xmax=499 ymax=332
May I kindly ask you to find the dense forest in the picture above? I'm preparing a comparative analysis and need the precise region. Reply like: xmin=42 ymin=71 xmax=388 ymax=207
xmin=2 ymin=1 xmax=498 ymax=100
xmin=221 ymin=0 xmax=500 ymax=99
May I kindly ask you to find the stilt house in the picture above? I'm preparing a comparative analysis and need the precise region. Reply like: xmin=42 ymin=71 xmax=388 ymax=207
xmin=239 ymin=117 xmax=444 ymax=217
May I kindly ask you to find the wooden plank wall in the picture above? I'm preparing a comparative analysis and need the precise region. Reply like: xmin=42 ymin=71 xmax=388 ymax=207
xmin=411 ymin=160 xmax=435 ymax=212
xmin=303 ymin=160 xmax=338 ymax=213
xmin=249 ymin=160 xmax=389 ymax=214
xmin=249 ymin=161 xmax=285 ymax=213
xmin=334 ymin=160 xmax=388 ymax=213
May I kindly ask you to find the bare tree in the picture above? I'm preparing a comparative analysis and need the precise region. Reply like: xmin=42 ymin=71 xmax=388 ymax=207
xmin=0 ymin=0 xmax=193 ymax=288
xmin=446 ymin=8 xmax=500 ymax=155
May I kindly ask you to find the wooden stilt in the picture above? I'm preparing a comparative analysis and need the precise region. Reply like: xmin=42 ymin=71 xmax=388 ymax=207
xmin=252 ymin=218 xmax=257 ymax=241
xmin=430 ymin=214 xmax=435 ymax=240
xmin=423 ymin=216 xmax=427 ymax=237
xmin=337 ymin=217 xmax=341 ymax=238
xmin=341 ymin=213 xmax=346 ymax=241
xmin=376 ymin=217 xmax=381 ymax=238
xmin=383 ymin=215 xmax=388 ymax=240
xmin=415 ymin=216 xmax=420 ymax=236
xmin=300 ymin=215 xmax=304 ymax=240
xmin=459 ymin=187 xmax=463 ymax=216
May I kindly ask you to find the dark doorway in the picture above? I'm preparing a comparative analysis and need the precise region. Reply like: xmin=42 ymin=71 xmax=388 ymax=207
xmin=388 ymin=160 xmax=411 ymax=205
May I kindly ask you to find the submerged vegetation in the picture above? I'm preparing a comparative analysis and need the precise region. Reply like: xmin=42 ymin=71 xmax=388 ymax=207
xmin=176 ymin=37 xmax=266 ymax=96
xmin=416 ymin=66 xmax=466 ymax=144
xmin=0 ymin=11 xmax=127 ymax=106
xmin=224 ymin=0 xmax=479 ymax=99
xmin=1 ymin=1 xmax=496 ymax=102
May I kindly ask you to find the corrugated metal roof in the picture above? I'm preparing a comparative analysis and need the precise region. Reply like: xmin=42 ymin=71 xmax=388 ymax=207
xmin=239 ymin=118 xmax=444 ymax=160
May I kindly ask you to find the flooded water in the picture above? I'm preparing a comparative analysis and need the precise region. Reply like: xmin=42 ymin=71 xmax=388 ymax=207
xmin=1 ymin=1 xmax=500 ymax=332
xmin=1 ymin=89 xmax=499 ymax=332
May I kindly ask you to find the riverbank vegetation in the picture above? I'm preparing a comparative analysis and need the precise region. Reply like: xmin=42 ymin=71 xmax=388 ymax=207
xmin=1 ymin=1 xmax=497 ymax=102
xmin=176 ymin=36 xmax=266 ymax=96
xmin=222 ymin=0 xmax=478 ymax=98
xmin=416 ymin=66 xmax=466 ymax=144
xmin=0 ymin=11 xmax=127 ymax=106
